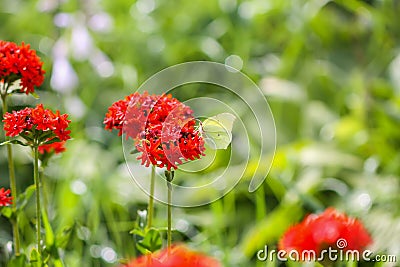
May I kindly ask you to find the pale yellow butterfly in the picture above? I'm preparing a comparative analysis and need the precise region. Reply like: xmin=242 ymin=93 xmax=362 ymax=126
xmin=201 ymin=113 xmax=236 ymax=149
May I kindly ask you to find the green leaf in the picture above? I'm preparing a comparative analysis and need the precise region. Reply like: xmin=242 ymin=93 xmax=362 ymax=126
xmin=52 ymin=259 xmax=64 ymax=267
xmin=0 ymin=139 xmax=28 ymax=146
xmin=17 ymin=185 xmax=35 ymax=210
xmin=130 ymin=228 xmax=145 ymax=236
xmin=41 ymin=137 xmax=61 ymax=145
xmin=38 ymin=131 xmax=56 ymax=141
xmin=136 ymin=228 xmax=162 ymax=254
xmin=7 ymin=254 xmax=28 ymax=267
xmin=42 ymin=208 xmax=55 ymax=247
xmin=1 ymin=206 xmax=13 ymax=219
xmin=19 ymin=132 xmax=34 ymax=142
xmin=241 ymin=204 xmax=303 ymax=257
xmin=30 ymin=92 xmax=40 ymax=99
xmin=43 ymin=138 xmax=62 ymax=145
xmin=55 ymin=224 xmax=75 ymax=250
xmin=29 ymin=248 xmax=42 ymax=267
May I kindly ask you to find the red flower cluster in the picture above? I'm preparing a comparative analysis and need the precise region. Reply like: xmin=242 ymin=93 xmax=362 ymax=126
xmin=104 ymin=92 xmax=205 ymax=170
xmin=279 ymin=208 xmax=372 ymax=260
xmin=3 ymin=104 xmax=71 ymax=144
xmin=103 ymin=94 xmax=134 ymax=136
xmin=38 ymin=141 xmax=66 ymax=155
xmin=122 ymin=245 xmax=221 ymax=267
xmin=0 ymin=40 xmax=45 ymax=94
xmin=0 ymin=188 xmax=12 ymax=206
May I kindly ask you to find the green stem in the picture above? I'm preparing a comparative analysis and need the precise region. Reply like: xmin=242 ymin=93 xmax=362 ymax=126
xmin=1 ymin=92 xmax=21 ymax=256
xmin=167 ymin=182 xmax=172 ymax=252
xmin=164 ymin=170 xmax=174 ymax=256
xmin=210 ymin=200 xmax=224 ymax=248
xmin=224 ymin=190 xmax=237 ymax=246
xmin=146 ymin=165 xmax=156 ymax=229
xmin=39 ymin=167 xmax=49 ymax=221
xmin=346 ymin=259 xmax=357 ymax=267
xmin=33 ymin=145 xmax=41 ymax=253
xmin=255 ymin=183 xmax=267 ymax=222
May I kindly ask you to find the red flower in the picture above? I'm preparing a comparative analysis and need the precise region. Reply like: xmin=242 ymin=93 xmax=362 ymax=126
xmin=279 ymin=208 xmax=372 ymax=260
xmin=2 ymin=104 xmax=71 ymax=145
xmin=1 ymin=107 xmax=31 ymax=137
xmin=122 ymin=245 xmax=221 ymax=267
xmin=0 ymin=40 xmax=45 ymax=94
xmin=103 ymin=94 xmax=138 ymax=136
xmin=38 ymin=141 xmax=66 ymax=154
xmin=0 ymin=188 xmax=12 ymax=206
xmin=104 ymin=92 xmax=205 ymax=170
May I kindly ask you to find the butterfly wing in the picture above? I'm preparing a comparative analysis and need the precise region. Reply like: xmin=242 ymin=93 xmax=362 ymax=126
xmin=214 ymin=113 xmax=236 ymax=132
xmin=202 ymin=113 xmax=236 ymax=149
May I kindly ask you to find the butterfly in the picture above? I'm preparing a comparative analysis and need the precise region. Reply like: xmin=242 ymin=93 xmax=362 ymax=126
xmin=201 ymin=113 xmax=236 ymax=150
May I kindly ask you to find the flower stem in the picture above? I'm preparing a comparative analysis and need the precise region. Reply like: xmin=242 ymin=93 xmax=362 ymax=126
xmin=33 ymin=145 xmax=41 ymax=253
xmin=164 ymin=170 xmax=174 ymax=254
xmin=39 ymin=167 xmax=49 ymax=221
xmin=146 ymin=165 xmax=156 ymax=229
xmin=1 ymin=92 xmax=21 ymax=256
xmin=167 ymin=182 xmax=172 ymax=249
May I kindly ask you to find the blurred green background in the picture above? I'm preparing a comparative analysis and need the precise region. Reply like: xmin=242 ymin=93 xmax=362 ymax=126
xmin=1 ymin=0 xmax=400 ymax=266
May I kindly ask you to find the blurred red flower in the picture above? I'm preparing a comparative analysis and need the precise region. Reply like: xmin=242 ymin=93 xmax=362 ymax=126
xmin=38 ymin=141 xmax=66 ymax=154
xmin=122 ymin=245 xmax=221 ymax=267
xmin=104 ymin=92 xmax=205 ymax=170
xmin=279 ymin=208 xmax=372 ymax=260
xmin=0 ymin=188 xmax=12 ymax=206
xmin=0 ymin=40 xmax=45 ymax=94
xmin=3 ymin=104 xmax=71 ymax=143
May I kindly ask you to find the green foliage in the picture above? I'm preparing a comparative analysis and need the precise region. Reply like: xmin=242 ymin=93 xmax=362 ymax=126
xmin=132 ymin=228 xmax=162 ymax=255
xmin=29 ymin=248 xmax=43 ymax=267
xmin=241 ymin=203 xmax=303 ymax=257
xmin=7 ymin=254 xmax=28 ymax=267
xmin=1 ymin=0 xmax=400 ymax=266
